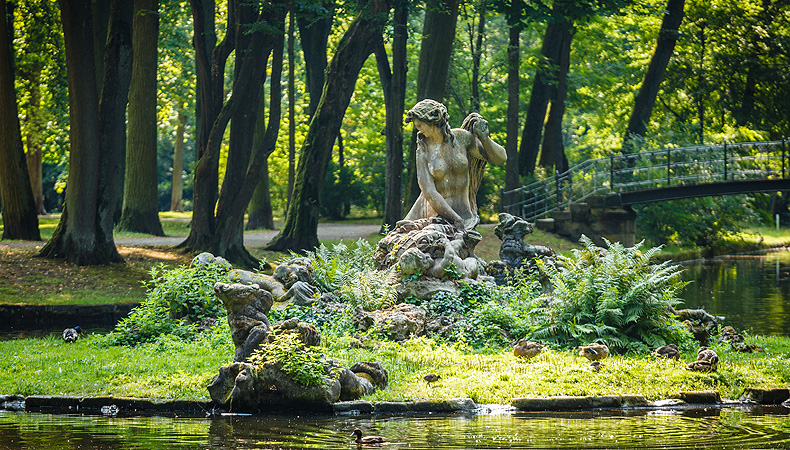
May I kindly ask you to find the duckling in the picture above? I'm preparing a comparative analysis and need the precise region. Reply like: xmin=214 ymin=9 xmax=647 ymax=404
xmin=590 ymin=361 xmax=605 ymax=372
xmin=685 ymin=360 xmax=715 ymax=372
xmin=696 ymin=347 xmax=719 ymax=370
xmin=350 ymin=428 xmax=387 ymax=445
xmin=652 ymin=344 xmax=680 ymax=359
xmin=423 ymin=373 xmax=441 ymax=386
xmin=62 ymin=326 xmax=82 ymax=343
xmin=578 ymin=343 xmax=609 ymax=362
xmin=513 ymin=339 xmax=544 ymax=359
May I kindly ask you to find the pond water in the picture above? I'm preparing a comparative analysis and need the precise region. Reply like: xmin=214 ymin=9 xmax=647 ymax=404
xmin=678 ymin=250 xmax=790 ymax=336
xmin=2 ymin=407 xmax=790 ymax=449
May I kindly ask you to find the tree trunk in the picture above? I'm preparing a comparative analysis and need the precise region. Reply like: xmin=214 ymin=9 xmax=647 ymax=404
xmin=406 ymin=0 xmax=460 ymax=204
xmin=266 ymin=0 xmax=390 ymax=253
xmin=504 ymin=2 xmax=520 ymax=194
xmin=119 ymin=0 xmax=163 ymax=236
xmin=518 ymin=2 xmax=568 ymax=176
xmin=376 ymin=0 xmax=408 ymax=232
xmin=40 ymin=0 xmax=132 ymax=264
xmin=24 ymin=63 xmax=47 ymax=215
xmin=287 ymin=5 xmax=296 ymax=213
xmin=246 ymin=78 xmax=280 ymax=231
xmin=623 ymin=0 xmax=685 ymax=152
xmin=539 ymin=24 xmax=573 ymax=173
xmin=297 ymin=0 xmax=334 ymax=117
xmin=470 ymin=0 xmax=486 ymax=113
xmin=170 ymin=112 xmax=187 ymax=212
xmin=0 ymin=0 xmax=40 ymax=240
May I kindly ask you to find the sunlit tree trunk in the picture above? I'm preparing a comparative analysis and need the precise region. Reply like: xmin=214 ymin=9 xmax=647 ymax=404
xmin=119 ymin=0 xmax=164 ymax=236
xmin=504 ymin=0 xmax=520 ymax=193
xmin=170 ymin=112 xmax=187 ymax=212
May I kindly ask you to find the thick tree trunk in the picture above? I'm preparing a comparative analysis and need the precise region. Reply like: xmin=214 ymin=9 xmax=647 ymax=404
xmin=376 ymin=0 xmax=408 ymax=232
xmin=623 ymin=0 xmax=685 ymax=152
xmin=406 ymin=0 xmax=460 ymax=204
xmin=539 ymin=25 xmax=573 ymax=173
xmin=40 ymin=0 xmax=132 ymax=264
xmin=170 ymin=112 xmax=187 ymax=212
xmin=266 ymin=0 xmax=390 ymax=253
xmin=296 ymin=0 xmax=334 ymax=117
xmin=119 ymin=0 xmax=164 ymax=236
xmin=504 ymin=8 xmax=520 ymax=193
xmin=518 ymin=2 xmax=568 ymax=176
xmin=246 ymin=76 xmax=281 ymax=231
xmin=0 ymin=0 xmax=40 ymax=240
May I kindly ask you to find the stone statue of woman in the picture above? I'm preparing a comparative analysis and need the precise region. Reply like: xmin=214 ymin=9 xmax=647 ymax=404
xmin=403 ymin=99 xmax=506 ymax=231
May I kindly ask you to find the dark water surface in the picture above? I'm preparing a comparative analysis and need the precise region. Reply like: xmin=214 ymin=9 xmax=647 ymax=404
xmin=2 ymin=407 xmax=790 ymax=449
xmin=679 ymin=251 xmax=790 ymax=336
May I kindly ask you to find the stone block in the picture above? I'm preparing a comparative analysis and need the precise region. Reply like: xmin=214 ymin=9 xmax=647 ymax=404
xmin=334 ymin=401 xmax=374 ymax=413
xmin=511 ymin=396 xmax=592 ymax=411
xmin=372 ymin=401 xmax=413 ymax=413
xmin=740 ymin=388 xmax=790 ymax=404
xmin=535 ymin=218 xmax=555 ymax=232
xmin=552 ymin=211 xmax=572 ymax=221
xmin=672 ymin=391 xmax=721 ymax=404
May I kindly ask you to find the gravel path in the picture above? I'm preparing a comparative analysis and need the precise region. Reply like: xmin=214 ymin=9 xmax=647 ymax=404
xmin=0 ymin=222 xmax=382 ymax=250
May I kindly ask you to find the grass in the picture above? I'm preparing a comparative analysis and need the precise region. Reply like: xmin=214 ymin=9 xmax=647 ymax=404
xmin=0 ymin=331 xmax=787 ymax=402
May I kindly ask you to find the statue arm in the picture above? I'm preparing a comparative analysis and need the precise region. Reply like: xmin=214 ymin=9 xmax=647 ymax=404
xmin=467 ymin=118 xmax=507 ymax=165
xmin=415 ymin=146 xmax=465 ymax=229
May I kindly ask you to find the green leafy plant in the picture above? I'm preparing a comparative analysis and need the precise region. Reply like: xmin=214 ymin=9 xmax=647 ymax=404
xmin=248 ymin=332 xmax=326 ymax=387
xmin=337 ymin=266 xmax=397 ymax=310
xmin=530 ymin=236 xmax=693 ymax=352
xmin=102 ymin=262 xmax=229 ymax=346
xmin=298 ymin=239 xmax=377 ymax=292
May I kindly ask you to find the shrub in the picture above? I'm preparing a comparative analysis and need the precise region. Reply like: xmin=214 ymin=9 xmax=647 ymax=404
xmin=102 ymin=262 xmax=229 ymax=346
xmin=248 ymin=332 xmax=326 ymax=387
xmin=530 ymin=236 xmax=693 ymax=353
xmin=298 ymin=239 xmax=378 ymax=292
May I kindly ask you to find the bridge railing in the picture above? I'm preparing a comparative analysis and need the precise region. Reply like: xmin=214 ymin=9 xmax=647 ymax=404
xmin=502 ymin=140 xmax=788 ymax=222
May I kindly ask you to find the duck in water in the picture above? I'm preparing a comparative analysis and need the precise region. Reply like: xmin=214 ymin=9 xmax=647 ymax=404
xmin=351 ymin=428 xmax=387 ymax=446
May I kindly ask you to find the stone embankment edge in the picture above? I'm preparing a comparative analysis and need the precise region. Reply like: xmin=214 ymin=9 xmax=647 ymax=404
xmin=6 ymin=389 xmax=785 ymax=417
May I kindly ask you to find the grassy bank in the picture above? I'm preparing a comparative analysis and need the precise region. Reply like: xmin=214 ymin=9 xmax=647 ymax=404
xmin=1 ymin=331 xmax=787 ymax=403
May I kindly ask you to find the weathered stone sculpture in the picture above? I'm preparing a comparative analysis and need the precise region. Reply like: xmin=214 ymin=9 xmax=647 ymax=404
xmin=213 ymin=282 xmax=273 ymax=362
xmin=495 ymin=213 xmax=555 ymax=268
xmin=375 ymin=100 xmax=506 ymax=299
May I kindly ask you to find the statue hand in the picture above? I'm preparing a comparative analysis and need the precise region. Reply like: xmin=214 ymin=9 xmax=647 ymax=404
xmin=472 ymin=118 xmax=489 ymax=138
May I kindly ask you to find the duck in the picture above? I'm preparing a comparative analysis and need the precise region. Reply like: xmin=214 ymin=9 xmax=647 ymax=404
xmin=62 ymin=326 xmax=82 ymax=343
xmin=351 ymin=428 xmax=387 ymax=445
xmin=423 ymin=373 xmax=441 ymax=386
xmin=733 ymin=343 xmax=763 ymax=353
xmin=696 ymin=347 xmax=719 ymax=370
xmin=513 ymin=339 xmax=544 ymax=359
xmin=590 ymin=361 xmax=605 ymax=372
xmin=578 ymin=343 xmax=609 ymax=362
xmin=652 ymin=344 xmax=680 ymax=359
xmin=685 ymin=360 xmax=715 ymax=372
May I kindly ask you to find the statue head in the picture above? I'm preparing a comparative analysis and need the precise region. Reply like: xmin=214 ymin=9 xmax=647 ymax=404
xmin=406 ymin=99 xmax=453 ymax=142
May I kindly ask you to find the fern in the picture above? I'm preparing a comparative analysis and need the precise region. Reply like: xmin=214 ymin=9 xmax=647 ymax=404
xmin=530 ymin=236 xmax=693 ymax=352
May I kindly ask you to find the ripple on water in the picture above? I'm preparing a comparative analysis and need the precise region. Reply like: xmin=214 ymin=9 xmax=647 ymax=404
xmin=1 ymin=407 xmax=789 ymax=449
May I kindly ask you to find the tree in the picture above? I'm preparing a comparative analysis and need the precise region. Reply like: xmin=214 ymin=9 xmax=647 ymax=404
xmin=296 ymin=0 xmax=335 ymax=118
xmin=180 ymin=0 xmax=286 ymax=267
xmin=406 ymin=0 xmax=461 ymax=204
xmin=246 ymin=37 xmax=285 ymax=231
xmin=265 ymin=0 xmax=391 ymax=252
xmin=118 ymin=0 xmax=164 ymax=235
xmin=537 ymin=23 xmax=573 ymax=172
xmin=375 ymin=0 xmax=408 ymax=231
xmin=0 ymin=0 xmax=40 ymax=241
xmin=517 ymin=1 xmax=570 ymax=176
xmin=622 ymin=0 xmax=685 ymax=152
xmin=39 ymin=0 xmax=133 ymax=264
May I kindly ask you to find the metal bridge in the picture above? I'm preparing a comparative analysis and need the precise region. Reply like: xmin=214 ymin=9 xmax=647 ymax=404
xmin=501 ymin=140 xmax=790 ymax=222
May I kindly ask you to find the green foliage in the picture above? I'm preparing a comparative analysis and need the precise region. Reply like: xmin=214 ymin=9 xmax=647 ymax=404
xmin=102 ymin=262 xmax=229 ymax=346
xmin=248 ymin=332 xmax=326 ymax=387
xmin=300 ymin=239 xmax=378 ymax=292
xmin=530 ymin=236 xmax=693 ymax=352
xmin=269 ymin=302 xmax=357 ymax=336
xmin=636 ymin=196 xmax=758 ymax=248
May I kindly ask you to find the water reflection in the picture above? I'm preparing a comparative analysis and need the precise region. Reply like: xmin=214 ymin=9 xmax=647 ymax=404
xmin=1 ymin=408 xmax=789 ymax=449
xmin=679 ymin=251 xmax=790 ymax=336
